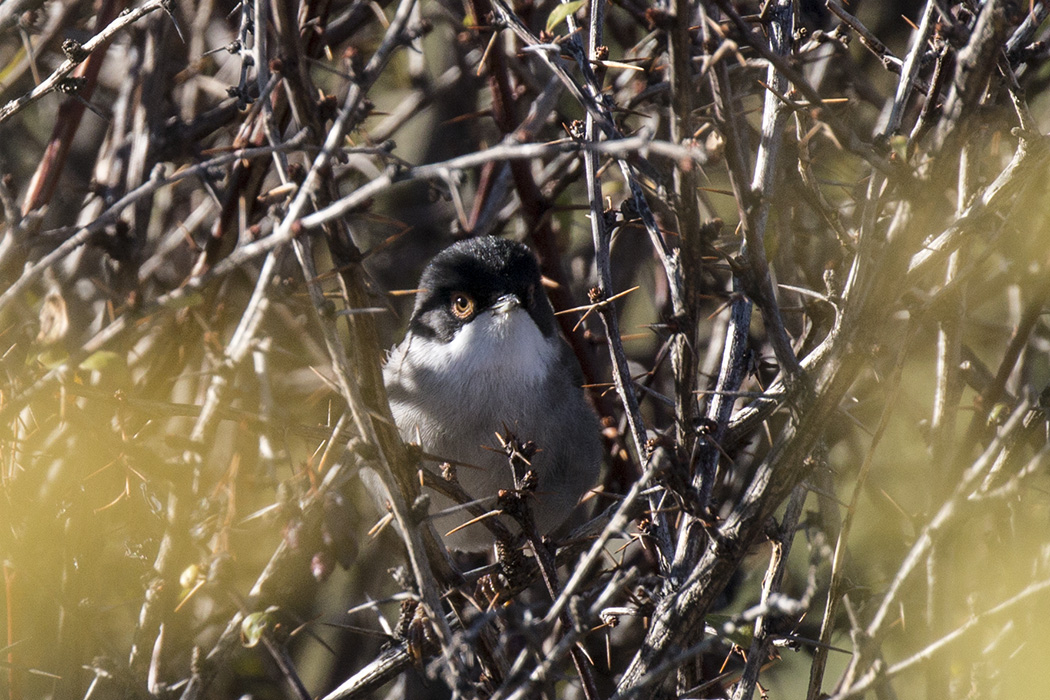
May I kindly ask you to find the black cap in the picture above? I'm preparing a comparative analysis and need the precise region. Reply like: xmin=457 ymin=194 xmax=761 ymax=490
xmin=408 ymin=237 xmax=557 ymax=342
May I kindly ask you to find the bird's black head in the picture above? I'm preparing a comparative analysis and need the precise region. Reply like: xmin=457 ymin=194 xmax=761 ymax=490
xmin=408 ymin=237 xmax=557 ymax=343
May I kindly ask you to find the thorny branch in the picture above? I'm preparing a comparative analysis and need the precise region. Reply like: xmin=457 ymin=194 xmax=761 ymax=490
xmin=2 ymin=1 xmax=1050 ymax=700
xmin=0 ymin=0 xmax=171 ymax=124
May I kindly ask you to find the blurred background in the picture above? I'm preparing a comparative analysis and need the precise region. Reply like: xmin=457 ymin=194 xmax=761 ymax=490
xmin=2 ymin=0 xmax=1050 ymax=698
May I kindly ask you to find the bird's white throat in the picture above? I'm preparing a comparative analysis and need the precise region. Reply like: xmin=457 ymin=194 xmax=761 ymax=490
xmin=396 ymin=304 xmax=557 ymax=388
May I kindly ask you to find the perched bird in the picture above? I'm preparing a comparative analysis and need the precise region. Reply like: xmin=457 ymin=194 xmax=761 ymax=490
xmin=383 ymin=237 xmax=602 ymax=551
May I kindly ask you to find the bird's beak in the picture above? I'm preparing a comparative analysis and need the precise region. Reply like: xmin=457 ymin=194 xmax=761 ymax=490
xmin=491 ymin=294 xmax=522 ymax=315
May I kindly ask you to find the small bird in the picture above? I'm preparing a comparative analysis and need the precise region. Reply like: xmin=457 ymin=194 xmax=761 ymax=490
xmin=383 ymin=237 xmax=602 ymax=551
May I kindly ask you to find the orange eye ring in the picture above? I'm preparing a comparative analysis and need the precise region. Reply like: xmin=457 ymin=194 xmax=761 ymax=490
xmin=450 ymin=292 xmax=475 ymax=320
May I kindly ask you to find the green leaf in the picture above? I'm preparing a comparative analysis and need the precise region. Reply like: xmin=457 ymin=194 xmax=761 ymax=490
xmin=79 ymin=351 xmax=125 ymax=371
xmin=706 ymin=614 xmax=755 ymax=648
xmin=241 ymin=609 xmax=276 ymax=648
xmin=160 ymin=290 xmax=204 ymax=310
xmin=546 ymin=0 xmax=586 ymax=33
xmin=33 ymin=348 xmax=69 ymax=369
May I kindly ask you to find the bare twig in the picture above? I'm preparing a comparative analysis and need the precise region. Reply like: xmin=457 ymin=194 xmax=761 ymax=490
xmin=0 ymin=0 xmax=169 ymax=125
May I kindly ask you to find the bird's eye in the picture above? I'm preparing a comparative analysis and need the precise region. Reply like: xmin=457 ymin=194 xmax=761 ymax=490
xmin=450 ymin=292 xmax=475 ymax=320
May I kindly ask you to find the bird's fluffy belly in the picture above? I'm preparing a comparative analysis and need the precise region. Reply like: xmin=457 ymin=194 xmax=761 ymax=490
xmin=383 ymin=306 xmax=597 ymax=549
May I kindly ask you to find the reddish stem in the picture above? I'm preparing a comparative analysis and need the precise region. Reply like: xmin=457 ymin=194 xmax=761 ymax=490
xmin=21 ymin=0 xmax=127 ymax=216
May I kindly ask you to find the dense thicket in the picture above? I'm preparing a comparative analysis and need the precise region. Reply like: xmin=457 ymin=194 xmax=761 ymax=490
xmin=2 ymin=1 xmax=1050 ymax=698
